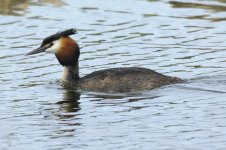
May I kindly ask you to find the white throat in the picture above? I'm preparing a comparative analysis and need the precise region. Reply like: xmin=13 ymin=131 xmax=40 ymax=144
xmin=62 ymin=62 xmax=79 ymax=82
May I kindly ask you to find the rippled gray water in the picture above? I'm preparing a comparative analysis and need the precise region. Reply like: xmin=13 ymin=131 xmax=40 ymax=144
xmin=1 ymin=0 xmax=226 ymax=149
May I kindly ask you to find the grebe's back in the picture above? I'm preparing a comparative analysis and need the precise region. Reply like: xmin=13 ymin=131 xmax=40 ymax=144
xmin=80 ymin=67 xmax=183 ymax=92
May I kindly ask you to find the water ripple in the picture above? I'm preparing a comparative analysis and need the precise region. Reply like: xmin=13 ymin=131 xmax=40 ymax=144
xmin=1 ymin=0 xmax=226 ymax=149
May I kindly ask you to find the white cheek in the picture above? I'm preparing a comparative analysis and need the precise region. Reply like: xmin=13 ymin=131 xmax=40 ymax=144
xmin=46 ymin=40 xmax=61 ymax=53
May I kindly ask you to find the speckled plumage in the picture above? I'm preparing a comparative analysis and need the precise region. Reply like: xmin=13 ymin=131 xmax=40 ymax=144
xmin=78 ymin=67 xmax=183 ymax=92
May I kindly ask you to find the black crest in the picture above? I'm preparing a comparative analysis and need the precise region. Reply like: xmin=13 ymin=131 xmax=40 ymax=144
xmin=41 ymin=28 xmax=77 ymax=47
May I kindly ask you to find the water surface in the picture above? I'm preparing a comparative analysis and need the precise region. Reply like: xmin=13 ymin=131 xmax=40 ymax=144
xmin=1 ymin=0 xmax=226 ymax=149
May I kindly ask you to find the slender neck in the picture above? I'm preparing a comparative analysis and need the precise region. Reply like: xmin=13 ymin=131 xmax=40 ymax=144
xmin=62 ymin=61 xmax=79 ymax=82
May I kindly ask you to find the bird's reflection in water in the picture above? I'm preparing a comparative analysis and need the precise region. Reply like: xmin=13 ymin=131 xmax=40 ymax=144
xmin=57 ymin=90 xmax=81 ymax=119
xmin=45 ymin=90 xmax=81 ymax=138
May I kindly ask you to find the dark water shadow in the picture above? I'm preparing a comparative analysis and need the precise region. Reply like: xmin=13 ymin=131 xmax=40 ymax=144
xmin=169 ymin=1 xmax=226 ymax=12
xmin=0 ymin=0 xmax=29 ymax=16
xmin=0 ymin=0 xmax=66 ymax=16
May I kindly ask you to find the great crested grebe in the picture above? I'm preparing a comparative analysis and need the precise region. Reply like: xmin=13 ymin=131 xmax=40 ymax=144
xmin=26 ymin=28 xmax=183 ymax=92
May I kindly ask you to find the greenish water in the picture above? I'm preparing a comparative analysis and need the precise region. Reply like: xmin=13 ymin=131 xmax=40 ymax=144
xmin=1 ymin=0 xmax=226 ymax=149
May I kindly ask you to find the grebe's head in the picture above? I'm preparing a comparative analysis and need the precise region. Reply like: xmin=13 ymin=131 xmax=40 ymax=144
xmin=26 ymin=28 xmax=80 ymax=66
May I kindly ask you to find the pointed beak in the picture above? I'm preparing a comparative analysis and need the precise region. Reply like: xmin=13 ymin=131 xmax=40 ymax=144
xmin=25 ymin=46 xmax=47 ymax=55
